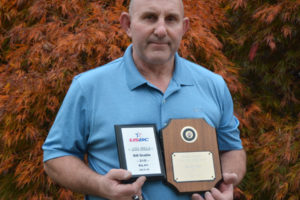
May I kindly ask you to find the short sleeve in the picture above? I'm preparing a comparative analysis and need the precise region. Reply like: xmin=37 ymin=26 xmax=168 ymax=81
xmin=217 ymin=81 xmax=243 ymax=151
xmin=42 ymin=77 xmax=90 ymax=162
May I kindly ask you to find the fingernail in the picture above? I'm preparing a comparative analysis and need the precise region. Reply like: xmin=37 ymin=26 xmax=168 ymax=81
xmin=138 ymin=176 xmax=146 ymax=183
xmin=205 ymin=191 xmax=211 ymax=197
xmin=125 ymin=171 xmax=132 ymax=178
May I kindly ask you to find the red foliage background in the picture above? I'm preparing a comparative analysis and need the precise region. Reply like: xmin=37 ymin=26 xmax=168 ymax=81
xmin=0 ymin=0 xmax=299 ymax=199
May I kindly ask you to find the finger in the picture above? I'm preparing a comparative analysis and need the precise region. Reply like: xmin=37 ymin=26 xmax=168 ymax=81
xmin=191 ymin=193 xmax=205 ymax=200
xmin=211 ymin=186 xmax=233 ymax=200
xmin=222 ymin=173 xmax=238 ymax=185
xmin=204 ymin=192 xmax=215 ymax=200
xmin=106 ymin=169 xmax=132 ymax=181
xmin=115 ymin=176 xmax=146 ymax=197
xmin=128 ymin=177 xmax=146 ymax=200
xmin=132 ymin=176 xmax=146 ymax=195
xmin=134 ymin=176 xmax=147 ymax=189
xmin=210 ymin=188 xmax=222 ymax=199
xmin=218 ymin=181 xmax=234 ymax=193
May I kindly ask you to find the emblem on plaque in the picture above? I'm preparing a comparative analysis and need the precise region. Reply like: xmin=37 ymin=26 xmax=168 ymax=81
xmin=181 ymin=126 xmax=198 ymax=143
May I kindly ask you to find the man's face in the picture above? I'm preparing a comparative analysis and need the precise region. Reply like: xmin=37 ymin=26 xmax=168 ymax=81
xmin=125 ymin=0 xmax=189 ymax=65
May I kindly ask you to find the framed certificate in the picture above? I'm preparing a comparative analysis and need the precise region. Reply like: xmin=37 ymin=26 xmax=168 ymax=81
xmin=114 ymin=124 xmax=165 ymax=181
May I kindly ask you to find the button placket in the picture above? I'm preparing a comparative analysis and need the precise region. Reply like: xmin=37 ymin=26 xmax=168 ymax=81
xmin=161 ymin=97 xmax=168 ymax=128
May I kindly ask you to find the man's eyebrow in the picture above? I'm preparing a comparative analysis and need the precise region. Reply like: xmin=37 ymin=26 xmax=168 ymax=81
xmin=166 ymin=12 xmax=181 ymax=18
xmin=140 ymin=11 xmax=157 ymax=16
xmin=139 ymin=10 xmax=181 ymax=18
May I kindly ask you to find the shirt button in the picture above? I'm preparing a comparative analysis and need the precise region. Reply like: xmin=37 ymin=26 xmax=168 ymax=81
xmin=162 ymin=99 xmax=166 ymax=104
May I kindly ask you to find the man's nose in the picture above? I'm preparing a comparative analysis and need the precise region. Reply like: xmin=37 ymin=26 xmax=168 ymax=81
xmin=154 ymin=19 xmax=167 ymax=38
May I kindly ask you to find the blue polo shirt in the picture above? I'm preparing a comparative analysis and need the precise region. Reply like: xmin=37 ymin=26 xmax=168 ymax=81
xmin=42 ymin=45 xmax=242 ymax=200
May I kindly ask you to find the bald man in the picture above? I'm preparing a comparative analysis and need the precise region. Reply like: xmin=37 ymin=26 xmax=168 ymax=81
xmin=43 ymin=0 xmax=246 ymax=199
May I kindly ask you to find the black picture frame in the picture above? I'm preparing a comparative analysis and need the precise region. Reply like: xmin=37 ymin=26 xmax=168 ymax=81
xmin=114 ymin=124 xmax=165 ymax=181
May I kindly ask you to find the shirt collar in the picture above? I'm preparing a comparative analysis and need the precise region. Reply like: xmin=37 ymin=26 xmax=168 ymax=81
xmin=172 ymin=52 xmax=194 ymax=86
xmin=123 ymin=44 xmax=194 ymax=90
xmin=124 ymin=45 xmax=147 ymax=90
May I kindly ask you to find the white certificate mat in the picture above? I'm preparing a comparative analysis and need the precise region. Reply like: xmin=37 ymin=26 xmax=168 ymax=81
xmin=122 ymin=127 xmax=161 ymax=175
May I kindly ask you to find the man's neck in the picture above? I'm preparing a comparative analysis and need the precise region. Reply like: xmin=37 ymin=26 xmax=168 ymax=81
xmin=133 ymin=54 xmax=174 ymax=93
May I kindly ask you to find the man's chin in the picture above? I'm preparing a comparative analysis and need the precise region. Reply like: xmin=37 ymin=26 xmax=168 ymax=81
xmin=146 ymin=55 xmax=172 ymax=65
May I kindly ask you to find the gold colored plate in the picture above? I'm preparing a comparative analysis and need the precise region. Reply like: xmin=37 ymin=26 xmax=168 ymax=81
xmin=172 ymin=151 xmax=216 ymax=182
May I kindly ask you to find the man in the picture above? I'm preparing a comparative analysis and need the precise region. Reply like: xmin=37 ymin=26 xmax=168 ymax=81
xmin=42 ymin=0 xmax=246 ymax=199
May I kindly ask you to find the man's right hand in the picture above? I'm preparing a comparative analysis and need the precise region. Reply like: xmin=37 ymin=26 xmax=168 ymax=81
xmin=99 ymin=169 xmax=146 ymax=200
xmin=44 ymin=156 xmax=146 ymax=200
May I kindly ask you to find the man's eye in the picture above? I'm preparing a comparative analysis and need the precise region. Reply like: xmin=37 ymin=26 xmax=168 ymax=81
xmin=166 ymin=16 xmax=178 ymax=22
xmin=144 ymin=15 xmax=156 ymax=21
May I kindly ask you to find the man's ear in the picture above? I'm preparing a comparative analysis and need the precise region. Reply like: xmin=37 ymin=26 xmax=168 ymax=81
xmin=120 ymin=12 xmax=132 ymax=37
xmin=182 ymin=17 xmax=190 ymax=35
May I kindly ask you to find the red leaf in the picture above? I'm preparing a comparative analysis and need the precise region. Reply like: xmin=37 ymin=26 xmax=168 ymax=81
xmin=248 ymin=43 xmax=259 ymax=61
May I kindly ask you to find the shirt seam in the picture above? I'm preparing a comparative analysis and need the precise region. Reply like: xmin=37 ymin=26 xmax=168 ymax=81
xmin=75 ymin=78 xmax=92 ymax=150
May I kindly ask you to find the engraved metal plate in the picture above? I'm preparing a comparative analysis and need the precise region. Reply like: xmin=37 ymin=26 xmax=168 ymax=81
xmin=172 ymin=151 xmax=216 ymax=182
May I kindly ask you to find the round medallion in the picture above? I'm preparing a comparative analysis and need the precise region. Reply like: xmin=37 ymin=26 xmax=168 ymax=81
xmin=180 ymin=126 xmax=198 ymax=143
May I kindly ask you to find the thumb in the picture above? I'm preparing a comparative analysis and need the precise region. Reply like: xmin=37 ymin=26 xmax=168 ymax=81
xmin=134 ymin=176 xmax=147 ymax=188
xmin=223 ymin=173 xmax=238 ymax=185
xmin=106 ymin=169 xmax=132 ymax=181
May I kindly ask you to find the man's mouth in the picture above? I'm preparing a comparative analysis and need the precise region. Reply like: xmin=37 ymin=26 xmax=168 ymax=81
xmin=149 ymin=41 xmax=169 ymax=46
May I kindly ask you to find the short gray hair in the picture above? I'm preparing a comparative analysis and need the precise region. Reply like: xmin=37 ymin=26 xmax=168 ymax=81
xmin=128 ymin=0 xmax=184 ymax=16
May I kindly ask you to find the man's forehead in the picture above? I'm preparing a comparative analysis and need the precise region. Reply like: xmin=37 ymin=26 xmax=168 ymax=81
xmin=129 ymin=0 xmax=184 ymax=16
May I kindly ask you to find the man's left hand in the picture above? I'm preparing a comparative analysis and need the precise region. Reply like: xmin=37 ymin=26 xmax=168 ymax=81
xmin=191 ymin=173 xmax=238 ymax=200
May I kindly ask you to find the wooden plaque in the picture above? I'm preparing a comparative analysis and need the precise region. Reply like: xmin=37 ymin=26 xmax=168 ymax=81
xmin=161 ymin=118 xmax=222 ymax=193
